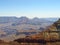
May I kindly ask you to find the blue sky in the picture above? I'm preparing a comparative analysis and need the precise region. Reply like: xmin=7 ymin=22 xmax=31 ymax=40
xmin=0 ymin=0 xmax=60 ymax=18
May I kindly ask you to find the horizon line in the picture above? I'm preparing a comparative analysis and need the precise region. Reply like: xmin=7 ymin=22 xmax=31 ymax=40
xmin=0 ymin=16 xmax=59 ymax=19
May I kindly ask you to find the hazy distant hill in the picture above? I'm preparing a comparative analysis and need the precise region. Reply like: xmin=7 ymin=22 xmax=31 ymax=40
xmin=0 ymin=17 xmax=58 ymax=24
xmin=0 ymin=17 xmax=59 ymax=42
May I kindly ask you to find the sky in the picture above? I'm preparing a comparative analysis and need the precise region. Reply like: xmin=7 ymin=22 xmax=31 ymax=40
xmin=0 ymin=0 xmax=60 ymax=18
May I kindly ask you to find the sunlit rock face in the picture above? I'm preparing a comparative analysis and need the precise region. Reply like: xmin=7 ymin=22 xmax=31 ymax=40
xmin=53 ymin=18 xmax=60 ymax=39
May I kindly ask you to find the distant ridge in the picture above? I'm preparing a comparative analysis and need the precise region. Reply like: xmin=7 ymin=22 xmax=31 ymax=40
xmin=0 ymin=16 xmax=59 ymax=24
